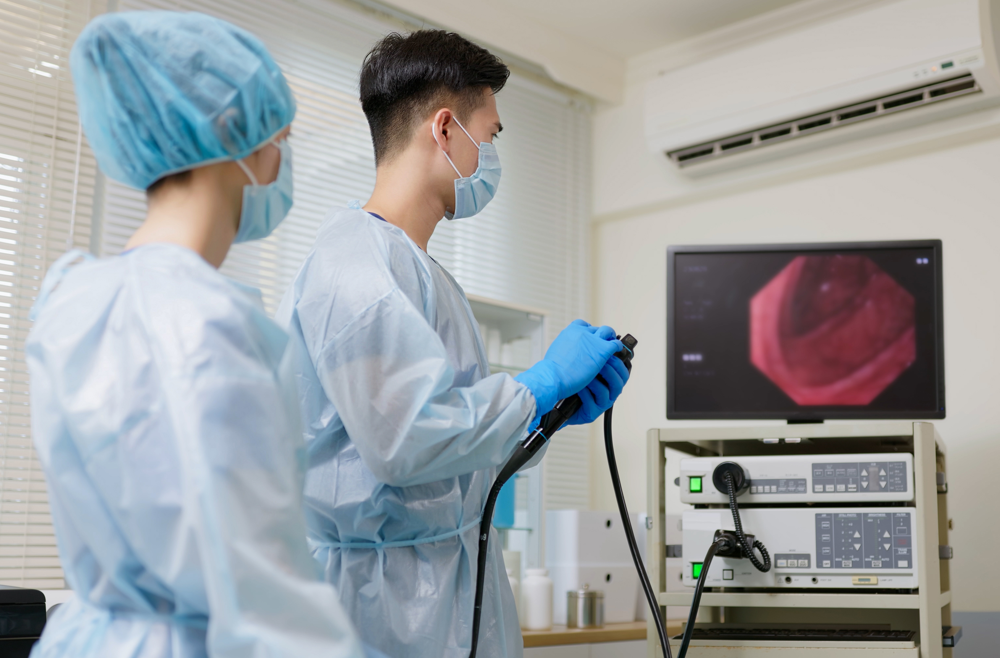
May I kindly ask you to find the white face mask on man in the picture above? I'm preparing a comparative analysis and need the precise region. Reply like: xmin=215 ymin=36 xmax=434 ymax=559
xmin=433 ymin=117 xmax=501 ymax=220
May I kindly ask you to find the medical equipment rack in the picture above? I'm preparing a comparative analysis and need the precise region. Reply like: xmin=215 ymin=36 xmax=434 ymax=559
xmin=646 ymin=422 xmax=953 ymax=658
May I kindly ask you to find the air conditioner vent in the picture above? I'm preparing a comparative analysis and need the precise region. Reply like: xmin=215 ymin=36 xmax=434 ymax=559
xmin=667 ymin=74 xmax=980 ymax=167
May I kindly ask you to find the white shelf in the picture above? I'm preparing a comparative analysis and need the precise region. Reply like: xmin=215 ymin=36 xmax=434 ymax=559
xmin=660 ymin=591 xmax=923 ymax=609
xmin=660 ymin=589 xmax=951 ymax=610
xmin=653 ymin=422 xmax=919 ymax=443
xmin=488 ymin=362 xmax=527 ymax=375
xmin=467 ymin=294 xmax=545 ymax=344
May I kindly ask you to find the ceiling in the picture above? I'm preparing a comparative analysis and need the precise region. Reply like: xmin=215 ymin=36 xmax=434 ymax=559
xmin=378 ymin=0 xmax=810 ymax=101
xmin=413 ymin=0 xmax=807 ymax=60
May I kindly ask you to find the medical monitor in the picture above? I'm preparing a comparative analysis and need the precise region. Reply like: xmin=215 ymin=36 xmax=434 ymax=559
xmin=667 ymin=240 xmax=944 ymax=421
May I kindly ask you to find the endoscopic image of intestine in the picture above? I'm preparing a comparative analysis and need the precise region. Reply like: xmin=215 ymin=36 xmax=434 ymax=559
xmin=749 ymin=255 xmax=916 ymax=406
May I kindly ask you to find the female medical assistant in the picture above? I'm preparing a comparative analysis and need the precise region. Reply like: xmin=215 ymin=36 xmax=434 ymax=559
xmin=25 ymin=12 xmax=364 ymax=658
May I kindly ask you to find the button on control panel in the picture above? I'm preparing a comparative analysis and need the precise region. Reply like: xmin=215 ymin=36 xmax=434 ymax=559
xmin=682 ymin=508 xmax=918 ymax=589
xmin=815 ymin=512 xmax=912 ymax=570
xmin=812 ymin=461 xmax=908 ymax=495
xmin=750 ymin=479 xmax=807 ymax=494
xmin=774 ymin=554 xmax=811 ymax=569
xmin=680 ymin=454 xmax=913 ymax=503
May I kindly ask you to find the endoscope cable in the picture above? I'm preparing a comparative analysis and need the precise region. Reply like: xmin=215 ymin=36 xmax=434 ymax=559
xmin=604 ymin=405 xmax=673 ymax=658
xmin=724 ymin=471 xmax=771 ymax=573
xmin=468 ymin=336 xmax=636 ymax=658
xmin=603 ymin=417 xmax=771 ymax=658
xmin=470 ymin=357 xmax=772 ymax=658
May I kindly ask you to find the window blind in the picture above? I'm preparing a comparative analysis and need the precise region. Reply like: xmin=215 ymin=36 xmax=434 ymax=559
xmin=0 ymin=0 xmax=97 ymax=588
xmin=97 ymin=0 xmax=593 ymax=511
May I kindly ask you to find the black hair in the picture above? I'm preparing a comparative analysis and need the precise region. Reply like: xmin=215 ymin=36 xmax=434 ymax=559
xmin=360 ymin=30 xmax=509 ymax=165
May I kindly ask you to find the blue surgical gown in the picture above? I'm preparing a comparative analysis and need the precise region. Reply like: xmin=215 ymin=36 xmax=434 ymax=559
xmin=26 ymin=244 xmax=364 ymax=658
xmin=276 ymin=205 xmax=538 ymax=658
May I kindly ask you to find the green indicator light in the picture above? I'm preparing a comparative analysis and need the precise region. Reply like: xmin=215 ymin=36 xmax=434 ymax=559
xmin=942 ymin=61 xmax=954 ymax=69
xmin=692 ymin=563 xmax=703 ymax=579
xmin=689 ymin=476 xmax=703 ymax=493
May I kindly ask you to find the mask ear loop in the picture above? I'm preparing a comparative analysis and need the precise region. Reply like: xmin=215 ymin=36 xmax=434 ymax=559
xmin=451 ymin=116 xmax=481 ymax=150
xmin=236 ymin=157 xmax=260 ymax=187
xmin=236 ymin=138 xmax=283 ymax=188
xmin=432 ymin=122 xmax=466 ymax=178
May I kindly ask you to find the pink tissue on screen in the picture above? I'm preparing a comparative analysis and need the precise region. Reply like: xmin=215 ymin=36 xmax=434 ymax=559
xmin=750 ymin=255 xmax=916 ymax=406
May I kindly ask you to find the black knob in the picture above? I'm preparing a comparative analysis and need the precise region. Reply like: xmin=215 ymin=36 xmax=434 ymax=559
xmin=713 ymin=461 xmax=749 ymax=496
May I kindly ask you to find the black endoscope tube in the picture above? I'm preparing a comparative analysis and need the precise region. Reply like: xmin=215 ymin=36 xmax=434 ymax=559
xmin=468 ymin=336 xmax=637 ymax=658
xmin=604 ymin=404 xmax=673 ymax=658
xmin=674 ymin=538 xmax=725 ymax=657
xmin=470 ymin=333 xmax=773 ymax=658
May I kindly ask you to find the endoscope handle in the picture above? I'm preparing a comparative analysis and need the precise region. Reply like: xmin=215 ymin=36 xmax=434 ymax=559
xmin=532 ymin=334 xmax=638 ymax=444
xmin=616 ymin=334 xmax=637 ymax=372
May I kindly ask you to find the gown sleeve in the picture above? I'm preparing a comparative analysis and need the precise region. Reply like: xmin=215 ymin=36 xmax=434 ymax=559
xmin=308 ymin=284 xmax=537 ymax=488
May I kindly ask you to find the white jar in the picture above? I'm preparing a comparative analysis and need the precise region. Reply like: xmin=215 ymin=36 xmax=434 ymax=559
xmin=505 ymin=568 xmax=520 ymax=618
xmin=520 ymin=568 xmax=553 ymax=631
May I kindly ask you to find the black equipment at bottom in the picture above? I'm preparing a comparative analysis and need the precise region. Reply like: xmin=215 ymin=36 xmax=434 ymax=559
xmin=679 ymin=626 xmax=916 ymax=643
xmin=0 ymin=585 xmax=47 ymax=658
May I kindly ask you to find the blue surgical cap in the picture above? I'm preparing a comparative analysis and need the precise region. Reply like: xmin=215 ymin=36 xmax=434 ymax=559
xmin=71 ymin=11 xmax=296 ymax=190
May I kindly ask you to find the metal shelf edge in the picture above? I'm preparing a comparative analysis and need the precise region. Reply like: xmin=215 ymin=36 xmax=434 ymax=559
xmin=659 ymin=591 xmax=922 ymax=609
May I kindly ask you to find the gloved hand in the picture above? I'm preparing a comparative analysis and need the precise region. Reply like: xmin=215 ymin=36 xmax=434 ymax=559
xmin=515 ymin=319 xmax=623 ymax=419
xmin=565 ymin=354 xmax=630 ymax=426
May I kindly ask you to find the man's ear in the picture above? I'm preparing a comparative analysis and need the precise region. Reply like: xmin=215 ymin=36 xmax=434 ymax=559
xmin=431 ymin=108 xmax=455 ymax=153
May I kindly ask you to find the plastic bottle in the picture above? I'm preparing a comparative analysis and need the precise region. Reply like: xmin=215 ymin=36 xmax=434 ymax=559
xmin=506 ymin=568 xmax=520 ymax=621
xmin=521 ymin=568 xmax=553 ymax=631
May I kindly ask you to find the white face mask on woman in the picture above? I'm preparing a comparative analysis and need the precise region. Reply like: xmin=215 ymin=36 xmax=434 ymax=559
xmin=234 ymin=138 xmax=294 ymax=243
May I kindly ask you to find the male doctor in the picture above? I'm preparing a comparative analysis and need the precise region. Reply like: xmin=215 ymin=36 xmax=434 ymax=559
xmin=277 ymin=30 xmax=630 ymax=658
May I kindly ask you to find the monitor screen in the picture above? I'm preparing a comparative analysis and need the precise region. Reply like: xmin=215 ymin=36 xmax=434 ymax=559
xmin=667 ymin=240 xmax=944 ymax=420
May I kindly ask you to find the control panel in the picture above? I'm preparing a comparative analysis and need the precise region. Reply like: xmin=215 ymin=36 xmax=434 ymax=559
xmin=680 ymin=454 xmax=913 ymax=504
xmin=682 ymin=508 xmax=918 ymax=589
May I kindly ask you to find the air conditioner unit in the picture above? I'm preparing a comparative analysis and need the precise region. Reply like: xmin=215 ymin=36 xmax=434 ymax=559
xmin=645 ymin=0 xmax=1000 ymax=171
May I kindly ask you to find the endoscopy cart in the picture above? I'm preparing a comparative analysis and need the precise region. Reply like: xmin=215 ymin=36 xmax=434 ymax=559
xmin=646 ymin=422 xmax=954 ymax=657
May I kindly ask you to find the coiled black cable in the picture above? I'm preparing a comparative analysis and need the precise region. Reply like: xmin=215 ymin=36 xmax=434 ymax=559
xmin=668 ymin=470 xmax=772 ymax=657
xmin=724 ymin=472 xmax=771 ymax=572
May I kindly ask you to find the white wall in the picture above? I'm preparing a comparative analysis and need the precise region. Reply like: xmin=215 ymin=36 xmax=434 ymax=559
xmin=589 ymin=54 xmax=1000 ymax=614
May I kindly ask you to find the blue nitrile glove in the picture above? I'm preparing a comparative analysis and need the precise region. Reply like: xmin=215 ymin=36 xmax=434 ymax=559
xmin=515 ymin=319 xmax=623 ymax=420
xmin=566 ymin=354 xmax=630 ymax=426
